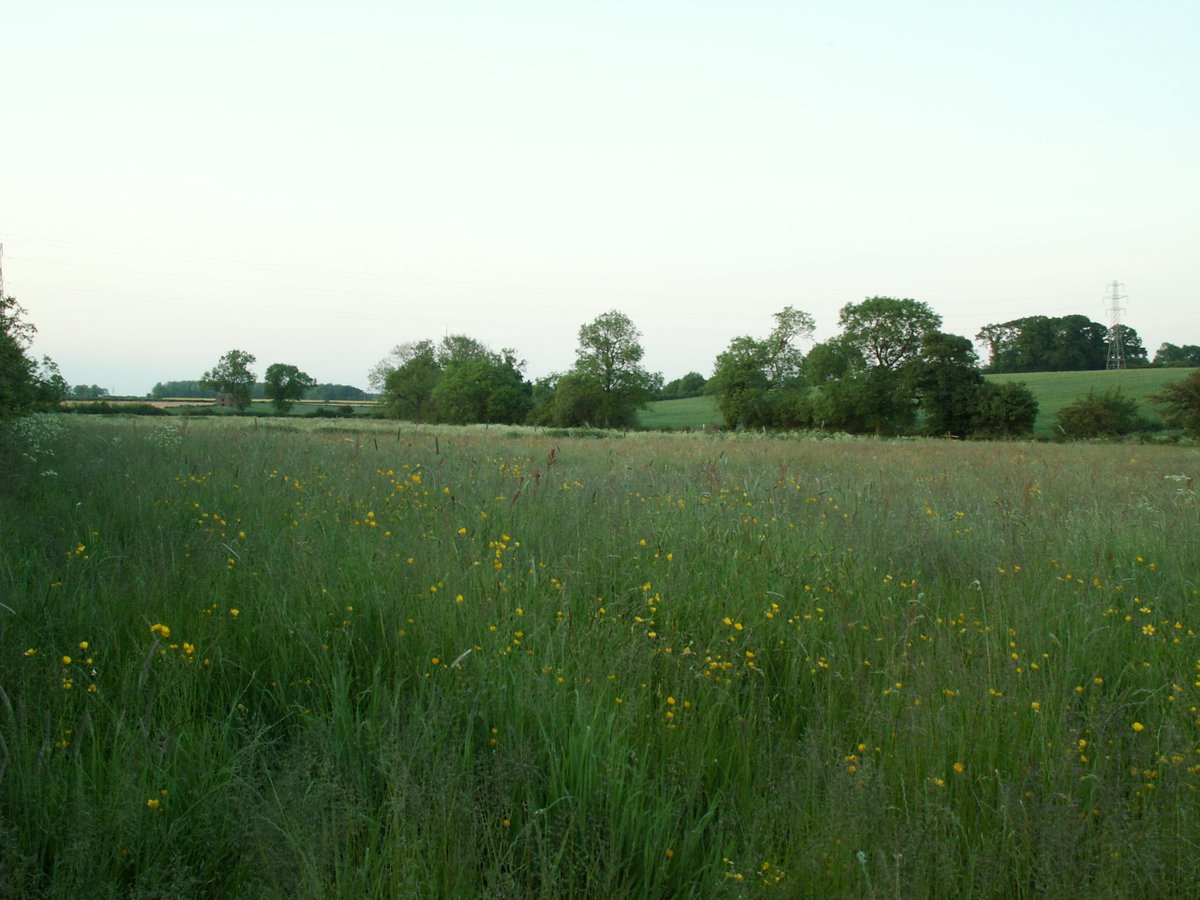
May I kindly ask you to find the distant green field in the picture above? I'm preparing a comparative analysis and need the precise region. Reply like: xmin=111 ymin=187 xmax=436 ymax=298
xmin=988 ymin=367 xmax=1194 ymax=435
xmin=639 ymin=368 xmax=1198 ymax=435
xmin=638 ymin=395 xmax=721 ymax=430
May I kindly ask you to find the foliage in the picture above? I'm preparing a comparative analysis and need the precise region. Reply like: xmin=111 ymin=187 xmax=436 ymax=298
xmin=200 ymin=349 xmax=257 ymax=410
xmin=151 ymin=380 xmax=213 ymax=399
xmin=535 ymin=311 xmax=660 ymax=428
xmin=375 ymin=336 xmax=534 ymax=425
xmin=837 ymin=296 xmax=942 ymax=370
xmin=976 ymin=315 xmax=1146 ymax=372
xmin=1150 ymin=370 xmax=1200 ymax=438
xmin=906 ymin=332 xmax=984 ymax=436
xmin=707 ymin=307 xmax=815 ymax=429
xmin=812 ymin=365 xmax=916 ymax=435
xmin=971 ymin=381 xmax=1038 ymax=437
xmin=804 ymin=336 xmax=865 ymax=384
xmin=432 ymin=350 xmax=532 ymax=425
xmin=1153 ymin=343 xmax=1200 ymax=368
xmin=264 ymin=363 xmax=317 ymax=414
xmin=381 ymin=340 xmax=441 ymax=423
xmin=2 ymin=295 xmax=65 ymax=422
xmin=67 ymin=401 xmax=170 ymax=416
xmin=659 ymin=372 xmax=707 ymax=400
xmin=69 ymin=384 xmax=111 ymax=399
xmin=302 ymin=383 xmax=369 ymax=402
xmin=1055 ymin=389 xmax=1150 ymax=438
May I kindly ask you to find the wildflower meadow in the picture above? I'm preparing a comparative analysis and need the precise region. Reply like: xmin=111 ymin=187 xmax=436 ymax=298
xmin=2 ymin=416 xmax=1198 ymax=897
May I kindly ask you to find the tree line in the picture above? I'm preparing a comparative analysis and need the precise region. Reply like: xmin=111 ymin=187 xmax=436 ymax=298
xmin=5 ymin=286 xmax=1200 ymax=444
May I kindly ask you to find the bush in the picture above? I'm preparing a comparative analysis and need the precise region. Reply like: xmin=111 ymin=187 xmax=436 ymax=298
xmin=973 ymin=381 xmax=1038 ymax=437
xmin=1150 ymin=370 xmax=1200 ymax=438
xmin=1055 ymin=389 xmax=1150 ymax=438
xmin=305 ymin=406 xmax=357 ymax=419
xmin=67 ymin=402 xmax=169 ymax=416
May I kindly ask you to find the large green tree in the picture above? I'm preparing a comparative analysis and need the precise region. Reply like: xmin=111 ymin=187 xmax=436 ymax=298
xmin=201 ymin=349 xmax=257 ymax=410
xmin=547 ymin=310 xmax=660 ymax=428
xmin=821 ymin=297 xmax=939 ymax=434
xmin=381 ymin=340 xmax=441 ymax=423
xmin=906 ymin=331 xmax=984 ymax=436
xmin=838 ymin=297 xmax=942 ymax=370
xmin=708 ymin=307 xmax=816 ymax=429
xmin=431 ymin=349 xmax=532 ymax=425
xmin=264 ymin=363 xmax=317 ymax=414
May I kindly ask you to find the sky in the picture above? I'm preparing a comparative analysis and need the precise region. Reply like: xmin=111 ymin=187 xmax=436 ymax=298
xmin=2 ymin=1 xmax=1197 ymax=396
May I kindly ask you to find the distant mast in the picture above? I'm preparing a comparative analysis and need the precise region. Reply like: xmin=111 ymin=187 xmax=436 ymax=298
xmin=0 ymin=242 xmax=5 ymax=298
xmin=1104 ymin=280 xmax=1127 ymax=370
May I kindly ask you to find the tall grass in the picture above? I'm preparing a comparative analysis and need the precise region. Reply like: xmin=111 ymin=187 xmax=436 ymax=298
xmin=2 ymin=415 xmax=1199 ymax=896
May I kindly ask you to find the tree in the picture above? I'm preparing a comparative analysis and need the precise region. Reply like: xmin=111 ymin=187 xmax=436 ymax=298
xmin=70 ymin=384 xmax=111 ymax=400
xmin=381 ymin=340 xmax=441 ymax=423
xmin=431 ymin=350 xmax=532 ymax=425
xmin=564 ymin=311 xmax=661 ymax=428
xmin=707 ymin=307 xmax=816 ymax=429
xmin=1056 ymin=389 xmax=1148 ymax=438
xmin=976 ymin=315 xmax=1117 ymax=373
xmin=660 ymin=372 xmax=707 ymax=399
xmin=2 ymin=295 xmax=65 ymax=421
xmin=263 ymin=363 xmax=317 ymax=414
xmin=200 ymin=350 xmax=257 ymax=410
xmin=1150 ymin=370 xmax=1200 ymax=438
xmin=1 ymin=295 xmax=40 ymax=421
xmin=837 ymin=297 xmax=942 ymax=370
xmin=1152 ymin=343 xmax=1200 ymax=368
xmin=805 ymin=336 xmax=865 ymax=384
xmin=708 ymin=336 xmax=774 ymax=428
xmin=972 ymin=381 xmax=1038 ymax=437
xmin=906 ymin=332 xmax=984 ymax=436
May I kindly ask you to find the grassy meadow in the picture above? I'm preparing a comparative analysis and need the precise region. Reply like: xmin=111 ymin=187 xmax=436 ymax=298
xmin=3 ymin=416 xmax=1200 ymax=897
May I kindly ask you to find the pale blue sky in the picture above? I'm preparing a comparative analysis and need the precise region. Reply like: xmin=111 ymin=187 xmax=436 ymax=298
xmin=2 ymin=1 xmax=1196 ymax=395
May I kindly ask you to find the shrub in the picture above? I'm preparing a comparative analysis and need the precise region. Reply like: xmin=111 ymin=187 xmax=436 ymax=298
xmin=973 ymin=381 xmax=1038 ymax=437
xmin=1150 ymin=370 xmax=1200 ymax=438
xmin=68 ymin=402 xmax=169 ymax=416
xmin=1055 ymin=389 xmax=1150 ymax=438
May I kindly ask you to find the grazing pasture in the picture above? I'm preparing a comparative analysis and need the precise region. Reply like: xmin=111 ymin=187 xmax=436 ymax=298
xmin=2 ymin=416 xmax=1199 ymax=896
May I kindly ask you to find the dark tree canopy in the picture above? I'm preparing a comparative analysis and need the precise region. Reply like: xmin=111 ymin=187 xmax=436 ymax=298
xmin=1151 ymin=370 xmax=1200 ymax=438
xmin=906 ymin=331 xmax=984 ymax=436
xmin=972 ymin=381 xmax=1039 ymax=437
xmin=1152 ymin=343 xmax=1200 ymax=368
xmin=375 ymin=335 xmax=533 ymax=425
xmin=381 ymin=341 xmax=441 ymax=423
xmin=200 ymin=349 xmax=257 ymax=409
xmin=976 ymin=315 xmax=1143 ymax=373
xmin=264 ymin=363 xmax=317 ymax=414
xmin=708 ymin=307 xmax=816 ymax=429
xmin=660 ymin=372 xmax=707 ymax=400
xmin=536 ymin=311 xmax=660 ymax=428
xmin=1056 ymin=389 xmax=1148 ymax=438
xmin=837 ymin=297 xmax=942 ymax=370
